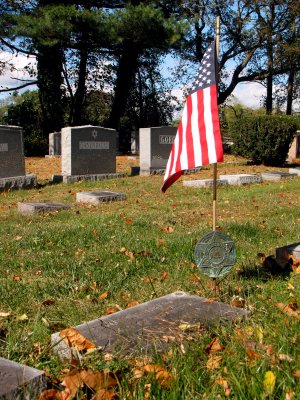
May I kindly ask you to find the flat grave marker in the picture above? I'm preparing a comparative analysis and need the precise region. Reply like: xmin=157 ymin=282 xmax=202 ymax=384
xmin=183 ymin=179 xmax=228 ymax=188
xmin=76 ymin=190 xmax=126 ymax=205
xmin=219 ymin=174 xmax=262 ymax=185
xmin=289 ymin=167 xmax=300 ymax=176
xmin=18 ymin=202 xmax=70 ymax=215
xmin=0 ymin=357 xmax=46 ymax=400
xmin=261 ymin=171 xmax=297 ymax=181
xmin=51 ymin=291 xmax=248 ymax=359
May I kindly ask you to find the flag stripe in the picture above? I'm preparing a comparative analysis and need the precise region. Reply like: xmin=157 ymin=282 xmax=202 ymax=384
xmin=161 ymin=40 xmax=223 ymax=193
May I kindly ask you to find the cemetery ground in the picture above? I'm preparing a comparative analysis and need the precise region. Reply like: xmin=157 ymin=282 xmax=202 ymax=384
xmin=0 ymin=155 xmax=300 ymax=399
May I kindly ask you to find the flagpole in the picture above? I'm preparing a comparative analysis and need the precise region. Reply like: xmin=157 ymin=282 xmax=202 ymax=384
xmin=212 ymin=16 xmax=220 ymax=232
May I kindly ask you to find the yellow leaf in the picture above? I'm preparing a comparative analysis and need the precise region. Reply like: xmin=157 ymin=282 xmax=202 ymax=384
xmin=59 ymin=328 xmax=96 ymax=351
xmin=216 ymin=376 xmax=232 ymax=397
xmin=16 ymin=314 xmax=28 ymax=321
xmin=263 ymin=371 xmax=276 ymax=396
xmin=256 ymin=326 xmax=263 ymax=344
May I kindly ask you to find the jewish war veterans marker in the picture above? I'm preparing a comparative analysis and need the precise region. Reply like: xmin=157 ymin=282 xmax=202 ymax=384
xmin=139 ymin=127 xmax=177 ymax=175
xmin=0 ymin=125 xmax=37 ymax=192
xmin=59 ymin=126 xmax=122 ymax=183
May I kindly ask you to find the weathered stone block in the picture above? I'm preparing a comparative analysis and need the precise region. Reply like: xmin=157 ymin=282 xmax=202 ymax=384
xmin=51 ymin=292 xmax=248 ymax=359
xmin=76 ymin=190 xmax=126 ymax=204
xmin=17 ymin=202 xmax=70 ymax=215
xmin=0 ymin=357 xmax=46 ymax=400
xmin=0 ymin=125 xmax=25 ymax=179
xmin=183 ymin=179 xmax=228 ymax=187
xmin=219 ymin=174 xmax=262 ymax=185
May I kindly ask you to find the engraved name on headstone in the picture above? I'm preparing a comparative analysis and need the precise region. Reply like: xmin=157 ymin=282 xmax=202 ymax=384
xmin=61 ymin=125 xmax=116 ymax=176
xmin=0 ymin=125 xmax=25 ymax=179
xmin=139 ymin=126 xmax=177 ymax=175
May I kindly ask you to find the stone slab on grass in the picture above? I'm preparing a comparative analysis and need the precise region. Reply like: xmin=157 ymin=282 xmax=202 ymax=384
xmin=183 ymin=179 xmax=228 ymax=188
xmin=0 ymin=174 xmax=37 ymax=193
xmin=276 ymin=242 xmax=300 ymax=267
xmin=0 ymin=357 xmax=46 ymax=400
xmin=52 ymin=173 xmax=125 ymax=184
xmin=219 ymin=174 xmax=262 ymax=185
xmin=18 ymin=202 xmax=70 ymax=215
xmin=289 ymin=168 xmax=300 ymax=176
xmin=261 ymin=171 xmax=297 ymax=181
xmin=51 ymin=291 xmax=248 ymax=359
xmin=76 ymin=190 xmax=126 ymax=204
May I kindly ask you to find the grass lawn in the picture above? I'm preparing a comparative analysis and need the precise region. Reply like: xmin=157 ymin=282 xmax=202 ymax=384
xmin=0 ymin=156 xmax=299 ymax=399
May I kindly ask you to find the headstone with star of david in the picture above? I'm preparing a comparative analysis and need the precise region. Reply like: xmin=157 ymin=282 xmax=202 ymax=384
xmin=61 ymin=125 xmax=117 ymax=176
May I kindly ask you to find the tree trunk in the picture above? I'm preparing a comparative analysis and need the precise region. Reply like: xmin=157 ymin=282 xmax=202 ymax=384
xmin=72 ymin=45 xmax=88 ymax=126
xmin=108 ymin=44 xmax=139 ymax=129
xmin=37 ymin=43 xmax=64 ymax=136
xmin=286 ymin=68 xmax=295 ymax=115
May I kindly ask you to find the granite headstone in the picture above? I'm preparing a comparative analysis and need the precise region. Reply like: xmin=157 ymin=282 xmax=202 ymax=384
xmin=61 ymin=125 xmax=116 ymax=176
xmin=48 ymin=131 xmax=61 ymax=156
xmin=139 ymin=127 xmax=176 ymax=175
xmin=0 ymin=125 xmax=25 ymax=179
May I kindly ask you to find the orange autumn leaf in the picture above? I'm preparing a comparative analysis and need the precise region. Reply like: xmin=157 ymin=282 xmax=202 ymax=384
xmin=216 ymin=376 xmax=232 ymax=397
xmin=160 ymin=271 xmax=168 ymax=282
xmin=293 ymin=370 xmax=300 ymax=379
xmin=205 ymin=337 xmax=224 ymax=354
xmin=126 ymin=301 xmax=140 ymax=308
xmin=99 ymin=291 xmax=109 ymax=300
xmin=125 ymin=218 xmax=132 ymax=225
xmin=161 ymin=226 xmax=174 ymax=233
xmin=206 ymin=354 xmax=222 ymax=370
xmin=133 ymin=364 xmax=173 ymax=388
xmin=93 ymin=388 xmax=116 ymax=400
xmin=275 ymin=303 xmax=300 ymax=318
xmin=39 ymin=389 xmax=64 ymax=399
xmin=125 ymin=251 xmax=135 ymax=260
xmin=105 ymin=308 xmax=117 ymax=315
xmin=59 ymin=328 xmax=96 ymax=351
xmin=245 ymin=347 xmax=261 ymax=365
xmin=79 ymin=369 xmax=117 ymax=391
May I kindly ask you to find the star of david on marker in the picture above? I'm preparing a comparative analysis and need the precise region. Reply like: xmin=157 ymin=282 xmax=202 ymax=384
xmin=195 ymin=231 xmax=236 ymax=278
xmin=92 ymin=129 xmax=98 ymax=139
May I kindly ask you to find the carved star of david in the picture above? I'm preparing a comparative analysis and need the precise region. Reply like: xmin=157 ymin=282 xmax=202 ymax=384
xmin=92 ymin=129 xmax=98 ymax=139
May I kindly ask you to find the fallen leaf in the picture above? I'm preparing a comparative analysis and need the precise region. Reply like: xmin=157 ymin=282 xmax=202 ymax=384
xmin=125 ymin=251 xmax=135 ymax=260
xmin=285 ymin=389 xmax=295 ymax=400
xmin=160 ymin=272 xmax=168 ymax=282
xmin=179 ymin=323 xmax=202 ymax=332
xmin=59 ymin=328 xmax=96 ymax=351
xmin=206 ymin=354 xmax=222 ymax=370
xmin=38 ymin=389 xmax=63 ymax=399
xmin=93 ymin=388 xmax=115 ymax=400
xmin=143 ymin=365 xmax=173 ymax=388
xmin=16 ymin=314 xmax=28 ymax=321
xmin=263 ymin=371 xmax=276 ymax=396
xmin=14 ymin=236 xmax=22 ymax=241
xmin=216 ymin=376 xmax=231 ymax=397
xmin=293 ymin=370 xmax=300 ymax=379
xmin=125 ymin=218 xmax=132 ymax=225
xmin=278 ymin=353 xmax=293 ymax=362
xmin=105 ymin=308 xmax=117 ymax=315
xmin=0 ymin=312 xmax=10 ymax=318
xmin=230 ymin=297 xmax=245 ymax=308
xmin=205 ymin=337 xmax=224 ymax=354
xmin=119 ymin=247 xmax=126 ymax=253
xmin=245 ymin=347 xmax=261 ymax=365
xmin=138 ymin=250 xmax=151 ymax=257
xmin=42 ymin=299 xmax=56 ymax=306
xmin=161 ymin=226 xmax=174 ymax=233
xmin=13 ymin=275 xmax=22 ymax=281
xmin=99 ymin=291 xmax=109 ymax=300
xmin=275 ymin=303 xmax=300 ymax=318
xmin=126 ymin=301 xmax=140 ymax=308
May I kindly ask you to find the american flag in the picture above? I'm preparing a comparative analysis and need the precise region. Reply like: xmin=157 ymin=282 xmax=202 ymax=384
xmin=161 ymin=40 xmax=223 ymax=192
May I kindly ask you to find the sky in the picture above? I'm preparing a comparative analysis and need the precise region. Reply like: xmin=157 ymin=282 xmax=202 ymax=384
xmin=0 ymin=50 xmax=266 ymax=109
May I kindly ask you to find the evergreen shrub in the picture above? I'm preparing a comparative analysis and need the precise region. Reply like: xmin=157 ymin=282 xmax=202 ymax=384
xmin=230 ymin=115 xmax=300 ymax=166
